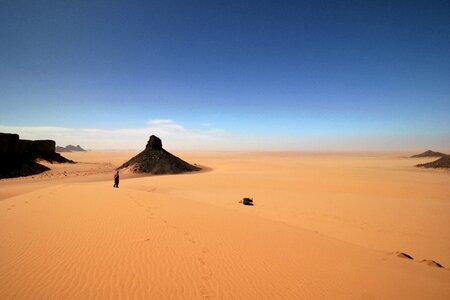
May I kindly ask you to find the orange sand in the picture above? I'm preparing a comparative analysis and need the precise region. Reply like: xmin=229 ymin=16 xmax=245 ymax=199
xmin=1 ymin=151 xmax=449 ymax=299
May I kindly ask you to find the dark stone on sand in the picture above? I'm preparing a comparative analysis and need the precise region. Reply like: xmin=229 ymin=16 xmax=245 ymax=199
xmin=417 ymin=155 xmax=450 ymax=169
xmin=118 ymin=135 xmax=200 ymax=175
xmin=242 ymin=197 xmax=254 ymax=206
xmin=410 ymin=150 xmax=446 ymax=158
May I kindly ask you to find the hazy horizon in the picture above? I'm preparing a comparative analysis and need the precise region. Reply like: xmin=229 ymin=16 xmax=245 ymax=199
xmin=1 ymin=122 xmax=449 ymax=153
xmin=1 ymin=1 xmax=449 ymax=151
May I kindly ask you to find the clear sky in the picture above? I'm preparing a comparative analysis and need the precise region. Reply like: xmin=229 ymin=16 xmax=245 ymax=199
xmin=1 ymin=0 xmax=449 ymax=150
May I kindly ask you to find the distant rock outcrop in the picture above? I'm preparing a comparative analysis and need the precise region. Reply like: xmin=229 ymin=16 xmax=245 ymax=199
xmin=118 ymin=135 xmax=200 ymax=175
xmin=56 ymin=146 xmax=69 ymax=152
xmin=410 ymin=150 xmax=446 ymax=158
xmin=66 ymin=144 xmax=86 ymax=151
xmin=417 ymin=155 xmax=450 ymax=169
xmin=56 ymin=144 xmax=86 ymax=152
xmin=0 ymin=132 xmax=74 ymax=178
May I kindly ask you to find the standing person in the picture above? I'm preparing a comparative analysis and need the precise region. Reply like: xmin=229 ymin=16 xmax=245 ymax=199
xmin=114 ymin=171 xmax=119 ymax=188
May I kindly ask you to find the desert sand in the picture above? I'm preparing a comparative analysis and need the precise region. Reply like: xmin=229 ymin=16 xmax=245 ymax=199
xmin=1 ymin=151 xmax=449 ymax=299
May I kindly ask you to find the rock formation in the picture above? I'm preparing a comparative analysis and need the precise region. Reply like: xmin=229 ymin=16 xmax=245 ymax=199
xmin=56 ymin=146 xmax=69 ymax=152
xmin=0 ymin=132 xmax=74 ymax=178
xmin=0 ymin=133 xmax=19 ymax=157
xmin=56 ymin=144 xmax=86 ymax=152
xmin=118 ymin=135 xmax=200 ymax=175
xmin=410 ymin=150 xmax=446 ymax=158
xmin=416 ymin=155 xmax=450 ymax=169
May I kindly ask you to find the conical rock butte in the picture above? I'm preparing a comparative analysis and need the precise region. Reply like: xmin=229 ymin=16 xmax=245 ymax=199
xmin=118 ymin=135 xmax=200 ymax=175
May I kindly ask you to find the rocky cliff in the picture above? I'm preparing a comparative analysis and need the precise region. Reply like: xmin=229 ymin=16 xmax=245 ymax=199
xmin=0 ymin=132 xmax=74 ymax=178
xmin=0 ymin=133 xmax=19 ymax=157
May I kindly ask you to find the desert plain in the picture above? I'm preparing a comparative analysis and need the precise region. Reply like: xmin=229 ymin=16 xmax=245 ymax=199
xmin=0 ymin=151 xmax=449 ymax=299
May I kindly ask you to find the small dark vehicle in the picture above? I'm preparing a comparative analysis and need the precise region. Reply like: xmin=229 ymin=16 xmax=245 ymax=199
xmin=241 ymin=197 xmax=254 ymax=206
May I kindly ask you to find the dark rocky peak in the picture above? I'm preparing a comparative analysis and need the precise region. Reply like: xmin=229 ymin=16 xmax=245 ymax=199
xmin=146 ymin=135 xmax=163 ymax=150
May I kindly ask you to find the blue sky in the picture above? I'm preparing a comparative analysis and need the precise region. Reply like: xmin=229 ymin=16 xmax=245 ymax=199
xmin=1 ymin=0 xmax=449 ymax=150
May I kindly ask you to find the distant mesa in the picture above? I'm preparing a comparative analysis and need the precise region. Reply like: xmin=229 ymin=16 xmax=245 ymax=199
xmin=410 ymin=150 xmax=446 ymax=158
xmin=56 ymin=144 xmax=86 ymax=152
xmin=118 ymin=135 xmax=200 ymax=175
xmin=416 ymin=154 xmax=450 ymax=169
xmin=0 ymin=132 xmax=75 ymax=178
xmin=55 ymin=146 xmax=68 ymax=152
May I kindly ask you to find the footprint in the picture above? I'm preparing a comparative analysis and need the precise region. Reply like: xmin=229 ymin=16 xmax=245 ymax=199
xmin=198 ymin=284 xmax=210 ymax=300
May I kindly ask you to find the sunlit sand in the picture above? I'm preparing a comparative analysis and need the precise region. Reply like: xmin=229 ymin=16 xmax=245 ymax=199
xmin=1 ymin=151 xmax=449 ymax=299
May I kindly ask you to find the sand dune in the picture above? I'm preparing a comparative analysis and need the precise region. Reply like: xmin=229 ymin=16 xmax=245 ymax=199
xmin=1 ymin=151 xmax=449 ymax=299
